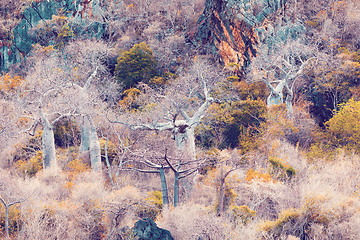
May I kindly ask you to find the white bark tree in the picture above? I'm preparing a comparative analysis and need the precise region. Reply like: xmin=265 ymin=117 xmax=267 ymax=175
xmin=65 ymin=66 xmax=103 ymax=172
xmin=110 ymin=56 xmax=223 ymax=160
xmin=20 ymin=51 xmax=78 ymax=170
xmin=19 ymin=40 xmax=115 ymax=171
xmin=54 ymin=40 xmax=117 ymax=172
xmin=250 ymin=23 xmax=316 ymax=118
xmin=108 ymin=57 xmax=220 ymax=206
xmin=121 ymin=147 xmax=203 ymax=207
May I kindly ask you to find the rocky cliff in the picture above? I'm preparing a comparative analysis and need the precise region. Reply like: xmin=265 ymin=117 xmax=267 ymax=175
xmin=1 ymin=0 xmax=288 ymax=73
xmin=189 ymin=0 xmax=288 ymax=73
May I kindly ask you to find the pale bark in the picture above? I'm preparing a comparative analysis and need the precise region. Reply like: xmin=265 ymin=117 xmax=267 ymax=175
xmin=262 ymin=57 xmax=315 ymax=118
xmin=159 ymin=168 xmax=169 ymax=208
xmin=103 ymin=137 xmax=114 ymax=186
xmin=72 ymin=68 xmax=102 ymax=172
xmin=40 ymin=110 xmax=57 ymax=170
xmin=266 ymin=80 xmax=285 ymax=106
xmin=79 ymin=116 xmax=91 ymax=152
xmin=173 ymin=171 xmax=180 ymax=207
xmin=90 ymin=120 xmax=102 ymax=172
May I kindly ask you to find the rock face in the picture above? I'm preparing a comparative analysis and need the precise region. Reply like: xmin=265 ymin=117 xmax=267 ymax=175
xmin=128 ymin=218 xmax=173 ymax=240
xmin=0 ymin=0 xmax=104 ymax=72
xmin=189 ymin=0 xmax=288 ymax=73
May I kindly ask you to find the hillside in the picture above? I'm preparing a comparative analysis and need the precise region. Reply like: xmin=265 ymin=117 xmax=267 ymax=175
xmin=0 ymin=0 xmax=360 ymax=239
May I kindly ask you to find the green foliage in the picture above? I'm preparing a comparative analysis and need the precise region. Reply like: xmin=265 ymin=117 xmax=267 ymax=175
xmin=32 ymin=15 xmax=74 ymax=48
xmin=197 ymin=100 xmax=267 ymax=151
xmin=326 ymin=98 xmax=360 ymax=152
xmin=115 ymin=42 xmax=159 ymax=89
xmin=305 ymin=47 xmax=360 ymax=125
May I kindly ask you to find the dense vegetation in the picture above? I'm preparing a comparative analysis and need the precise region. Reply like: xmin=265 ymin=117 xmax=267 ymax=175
xmin=0 ymin=0 xmax=360 ymax=239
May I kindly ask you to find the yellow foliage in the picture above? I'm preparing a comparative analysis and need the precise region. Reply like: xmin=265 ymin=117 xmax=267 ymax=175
xmin=145 ymin=190 xmax=163 ymax=209
xmin=0 ymin=74 xmax=23 ymax=92
xmin=136 ymin=191 xmax=162 ymax=221
xmin=118 ymin=88 xmax=142 ymax=109
xmin=32 ymin=43 xmax=56 ymax=55
xmin=17 ymin=117 xmax=30 ymax=127
xmin=232 ymin=205 xmax=257 ymax=225
xmin=326 ymin=98 xmax=360 ymax=152
xmin=245 ymin=169 xmax=274 ymax=183
xmin=16 ymin=151 xmax=43 ymax=177
xmin=0 ymin=204 xmax=22 ymax=235
xmin=149 ymin=76 xmax=167 ymax=86
xmin=67 ymin=159 xmax=90 ymax=181
xmin=259 ymin=208 xmax=299 ymax=232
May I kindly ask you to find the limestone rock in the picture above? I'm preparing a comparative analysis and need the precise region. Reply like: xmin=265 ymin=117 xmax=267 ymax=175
xmin=128 ymin=218 xmax=173 ymax=240
xmin=189 ymin=0 xmax=288 ymax=73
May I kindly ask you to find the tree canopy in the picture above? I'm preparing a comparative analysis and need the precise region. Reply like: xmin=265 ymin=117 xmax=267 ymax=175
xmin=115 ymin=42 xmax=159 ymax=89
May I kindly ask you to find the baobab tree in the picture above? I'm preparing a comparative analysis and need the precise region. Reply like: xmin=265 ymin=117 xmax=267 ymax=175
xmin=20 ymin=50 xmax=78 ymax=170
xmin=120 ymin=142 xmax=203 ymax=207
xmin=19 ymin=40 xmax=115 ymax=171
xmin=249 ymin=22 xmax=317 ymax=118
xmin=110 ymin=56 xmax=223 ymax=160
xmin=61 ymin=40 xmax=118 ymax=172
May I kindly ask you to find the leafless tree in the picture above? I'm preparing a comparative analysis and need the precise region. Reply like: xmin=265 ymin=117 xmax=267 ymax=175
xmin=249 ymin=26 xmax=317 ymax=118
xmin=109 ymin=56 xmax=223 ymax=160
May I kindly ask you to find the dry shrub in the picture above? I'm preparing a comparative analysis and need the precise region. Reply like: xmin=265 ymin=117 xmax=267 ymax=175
xmin=266 ymin=139 xmax=307 ymax=174
xmin=157 ymin=203 xmax=229 ymax=240
xmin=258 ymin=156 xmax=360 ymax=239
xmin=19 ymin=171 xmax=108 ymax=239
xmin=265 ymin=104 xmax=316 ymax=149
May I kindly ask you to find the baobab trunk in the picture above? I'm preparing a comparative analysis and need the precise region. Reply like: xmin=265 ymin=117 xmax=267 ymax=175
xmin=80 ymin=116 xmax=102 ymax=171
xmin=90 ymin=122 xmax=102 ymax=171
xmin=173 ymin=171 xmax=180 ymax=207
xmin=159 ymin=168 xmax=169 ymax=208
xmin=79 ymin=116 xmax=91 ymax=152
xmin=187 ymin=127 xmax=196 ymax=161
xmin=4 ymin=205 xmax=9 ymax=240
xmin=40 ymin=110 xmax=57 ymax=170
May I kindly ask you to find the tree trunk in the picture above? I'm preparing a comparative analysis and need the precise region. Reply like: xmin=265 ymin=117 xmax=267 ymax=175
xmin=267 ymin=80 xmax=285 ymax=106
xmin=285 ymin=90 xmax=294 ymax=119
xmin=104 ymin=138 xmax=114 ymax=186
xmin=39 ymin=107 xmax=57 ymax=170
xmin=174 ymin=132 xmax=186 ymax=150
xmin=218 ymin=166 xmax=226 ymax=215
xmin=90 ymin=121 xmax=102 ymax=171
xmin=42 ymin=124 xmax=57 ymax=169
xmin=4 ymin=205 xmax=8 ymax=240
xmin=187 ymin=127 xmax=196 ymax=161
xmin=159 ymin=168 xmax=169 ymax=208
xmin=79 ymin=116 xmax=91 ymax=152
xmin=173 ymin=171 xmax=179 ymax=207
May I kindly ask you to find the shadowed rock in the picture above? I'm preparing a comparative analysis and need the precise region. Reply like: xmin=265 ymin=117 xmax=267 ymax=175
xmin=127 ymin=218 xmax=173 ymax=240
